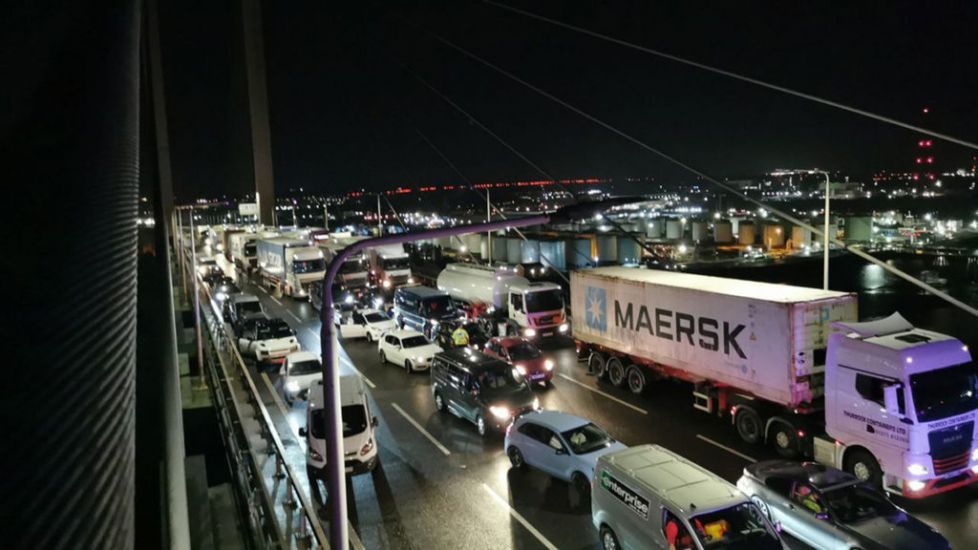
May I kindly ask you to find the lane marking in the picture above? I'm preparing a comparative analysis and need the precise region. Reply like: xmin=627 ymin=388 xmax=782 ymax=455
xmin=306 ymin=329 xmax=321 ymax=341
xmin=258 ymin=286 xmax=268 ymax=294
xmin=260 ymin=372 xmax=302 ymax=443
xmin=557 ymin=373 xmax=648 ymax=415
xmin=270 ymin=296 xmax=283 ymax=306
xmin=390 ymin=403 xmax=450 ymax=456
xmin=340 ymin=356 xmax=376 ymax=389
xmin=481 ymin=484 xmax=558 ymax=550
xmin=287 ymin=311 xmax=303 ymax=324
xmin=696 ymin=434 xmax=757 ymax=462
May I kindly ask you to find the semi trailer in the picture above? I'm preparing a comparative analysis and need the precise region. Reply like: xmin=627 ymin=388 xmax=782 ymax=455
xmin=572 ymin=266 xmax=978 ymax=498
xmin=256 ymin=237 xmax=325 ymax=298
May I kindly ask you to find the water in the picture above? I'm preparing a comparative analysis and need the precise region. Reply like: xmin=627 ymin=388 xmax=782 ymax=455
xmin=688 ymin=252 xmax=978 ymax=350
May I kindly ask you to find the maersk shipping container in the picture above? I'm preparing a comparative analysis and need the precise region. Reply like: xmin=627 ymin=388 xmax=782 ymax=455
xmin=571 ymin=267 xmax=857 ymax=407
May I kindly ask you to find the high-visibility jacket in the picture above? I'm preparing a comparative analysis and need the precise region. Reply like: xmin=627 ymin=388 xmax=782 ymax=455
xmin=451 ymin=327 xmax=469 ymax=346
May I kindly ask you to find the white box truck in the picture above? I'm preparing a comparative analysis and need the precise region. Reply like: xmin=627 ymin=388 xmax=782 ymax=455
xmin=437 ymin=263 xmax=568 ymax=338
xmin=573 ymin=266 xmax=978 ymax=498
xmin=228 ymin=231 xmax=257 ymax=271
xmin=368 ymin=243 xmax=413 ymax=289
xmin=256 ymin=236 xmax=325 ymax=299
xmin=317 ymin=234 xmax=370 ymax=291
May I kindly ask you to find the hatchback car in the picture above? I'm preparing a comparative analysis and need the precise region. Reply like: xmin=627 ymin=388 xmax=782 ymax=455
xmin=484 ymin=337 xmax=554 ymax=386
xmin=280 ymin=351 xmax=322 ymax=404
xmin=378 ymin=329 xmax=442 ymax=372
xmin=505 ymin=411 xmax=626 ymax=498
xmin=737 ymin=460 xmax=950 ymax=550
xmin=335 ymin=308 xmax=396 ymax=342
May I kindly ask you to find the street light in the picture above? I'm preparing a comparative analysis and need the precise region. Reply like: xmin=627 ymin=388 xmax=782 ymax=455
xmin=317 ymin=198 xmax=637 ymax=549
xmin=814 ymin=171 xmax=831 ymax=290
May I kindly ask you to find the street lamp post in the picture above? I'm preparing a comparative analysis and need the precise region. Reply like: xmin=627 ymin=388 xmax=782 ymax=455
xmin=317 ymin=199 xmax=636 ymax=549
xmin=821 ymin=172 xmax=831 ymax=290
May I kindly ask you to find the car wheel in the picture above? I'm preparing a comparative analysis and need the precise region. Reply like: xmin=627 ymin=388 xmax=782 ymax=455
xmin=572 ymin=472 xmax=591 ymax=500
xmin=434 ymin=392 xmax=446 ymax=412
xmin=476 ymin=415 xmax=487 ymax=437
xmin=588 ymin=352 xmax=607 ymax=378
xmin=365 ymin=333 xmax=373 ymax=343
xmin=599 ymin=525 xmax=620 ymax=550
xmin=379 ymin=350 xmax=387 ymax=365
xmin=625 ymin=365 xmax=646 ymax=394
xmin=735 ymin=407 xmax=763 ymax=445
xmin=404 ymin=360 xmax=413 ymax=373
xmin=508 ymin=446 xmax=525 ymax=469
xmin=845 ymin=449 xmax=883 ymax=487
xmin=770 ymin=422 xmax=800 ymax=459
xmin=750 ymin=495 xmax=771 ymax=520
xmin=607 ymin=357 xmax=626 ymax=387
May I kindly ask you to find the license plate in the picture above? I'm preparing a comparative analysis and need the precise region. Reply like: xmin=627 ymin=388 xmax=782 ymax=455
xmin=345 ymin=466 xmax=353 ymax=473
xmin=541 ymin=331 xmax=553 ymax=337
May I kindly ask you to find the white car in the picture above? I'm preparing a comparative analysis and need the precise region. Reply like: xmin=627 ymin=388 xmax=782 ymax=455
xmin=280 ymin=351 xmax=322 ymax=404
xmin=336 ymin=308 xmax=396 ymax=342
xmin=238 ymin=316 xmax=299 ymax=367
xmin=378 ymin=329 xmax=442 ymax=372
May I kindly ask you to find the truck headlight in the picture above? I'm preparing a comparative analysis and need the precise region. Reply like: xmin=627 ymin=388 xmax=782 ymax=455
xmin=382 ymin=279 xmax=391 ymax=289
xmin=532 ymin=397 xmax=540 ymax=410
xmin=558 ymin=323 xmax=569 ymax=333
xmin=489 ymin=406 xmax=512 ymax=420
xmin=344 ymin=295 xmax=354 ymax=304
xmin=524 ymin=328 xmax=537 ymax=337
xmin=972 ymin=448 xmax=978 ymax=462
xmin=285 ymin=381 xmax=300 ymax=394
xmin=515 ymin=365 xmax=527 ymax=376
xmin=907 ymin=463 xmax=928 ymax=476
xmin=907 ymin=480 xmax=926 ymax=492
xmin=544 ymin=359 xmax=554 ymax=371
xmin=407 ymin=277 xmax=415 ymax=284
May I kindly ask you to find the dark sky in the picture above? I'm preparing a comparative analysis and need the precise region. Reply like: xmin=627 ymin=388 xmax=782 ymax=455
xmin=162 ymin=1 xmax=978 ymax=199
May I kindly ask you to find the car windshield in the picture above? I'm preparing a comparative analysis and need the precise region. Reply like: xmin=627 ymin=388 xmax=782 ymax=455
xmin=364 ymin=313 xmax=388 ymax=323
xmin=289 ymin=359 xmax=320 ymax=376
xmin=244 ymin=242 xmax=256 ymax=255
xmin=294 ymin=258 xmax=325 ymax=274
xmin=382 ymin=257 xmax=410 ymax=270
xmin=401 ymin=336 xmax=429 ymax=348
xmin=691 ymin=503 xmax=782 ymax=550
xmin=476 ymin=367 xmax=526 ymax=397
xmin=339 ymin=258 xmax=365 ymax=274
xmin=910 ymin=362 xmax=978 ymax=422
xmin=822 ymin=483 xmax=897 ymax=524
xmin=237 ymin=301 xmax=263 ymax=315
xmin=422 ymin=296 xmax=455 ymax=316
xmin=508 ymin=342 xmax=541 ymax=360
xmin=525 ymin=289 xmax=563 ymax=313
xmin=561 ymin=423 xmax=613 ymax=454
xmin=311 ymin=405 xmax=368 ymax=438
xmin=257 ymin=321 xmax=293 ymax=340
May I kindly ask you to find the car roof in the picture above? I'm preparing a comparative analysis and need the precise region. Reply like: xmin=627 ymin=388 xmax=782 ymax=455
xmin=746 ymin=460 xmax=857 ymax=489
xmin=309 ymin=375 xmax=363 ymax=409
xmin=357 ymin=308 xmax=386 ymax=317
xmin=256 ymin=317 xmax=290 ymax=329
xmin=396 ymin=286 xmax=447 ymax=298
xmin=437 ymin=348 xmax=511 ymax=371
xmin=517 ymin=410 xmax=590 ymax=432
xmin=600 ymin=444 xmax=746 ymax=516
xmin=494 ymin=337 xmax=533 ymax=347
xmin=287 ymin=351 xmax=319 ymax=363
xmin=387 ymin=329 xmax=426 ymax=339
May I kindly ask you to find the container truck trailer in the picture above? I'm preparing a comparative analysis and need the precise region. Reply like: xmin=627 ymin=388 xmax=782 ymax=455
xmin=572 ymin=266 xmax=978 ymax=498
xmin=256 ymin=237 xmax=326 ymax=299
xmin=437 ymin=263 xmax=568 ymax=338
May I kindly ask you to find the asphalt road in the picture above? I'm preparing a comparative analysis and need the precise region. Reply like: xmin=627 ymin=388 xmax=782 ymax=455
xmin=216 ymin=259 xmax=978 ymax=550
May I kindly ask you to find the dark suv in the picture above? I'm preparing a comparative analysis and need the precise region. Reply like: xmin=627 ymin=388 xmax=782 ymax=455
xmin=430 ymin=348 xmax=539 ymax=437
xmin=393 ymin=286 xmax=460 ymax=338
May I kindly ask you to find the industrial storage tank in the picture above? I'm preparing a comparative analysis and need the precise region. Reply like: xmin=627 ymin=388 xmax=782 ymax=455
xmin=845 ymin=216 xmax=873 ymax=243
xmin=520 ymin=239 xmax=540 ymax=264
xmin=596 ymin=235 xmax=618 ymax=263
xmin=790 ymin=226 xmax=811 ymax=249
xmin=538 ymin=239 xmax=566 ymax=271
xmin=691 ymin=221 xmax=708 ymax=242
xmin=461 ymin=233 xmax=482 ymax=255
xmin=713 ymin=220 xmax=733 ymax=243
xmin=569 ymin=238 xmax=593 ymax=268
xmin=665 ymin=219 xmax=683 ymax=239
xmin=763 ymin=223 xmax=786 ymax=249
xmin=617 ymin=237 xmax=642 ymax=265
xmin=647 ymin=218 xmax=664 ymax=238
xmin=738 ymin=221 xmax=756 ymax=246
xmin=506 ymin=237 xmax=523 ymax=264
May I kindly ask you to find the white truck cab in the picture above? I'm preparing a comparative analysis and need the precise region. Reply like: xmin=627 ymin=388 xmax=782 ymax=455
xmin=368 ymin=244 xmax=413 ymax=289
xmin=818 ymin=313 xmax=978 ymax=498
xmin=301 ymin=376 xmax=379 ymax=477
xmin=256 ymin=237 xmax=326 ymax=298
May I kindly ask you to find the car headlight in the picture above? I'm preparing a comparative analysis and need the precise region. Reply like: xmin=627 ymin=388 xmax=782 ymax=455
xmin=558 ymin=323 xmax=569 ymax=333
xmin=907 ymin=463 xmax=928 ymax=476
xmin=489 ymin=405 xmax=512 ymax=420
xmin=907 ymin=480 xmax=926 ymax=492
xmin=382 ymin=279 xmax=391 ymax=289
xmin=285 ymin=381 xmax=300 ymax=394
xmin=344 ymin=295 xmax=354 ymax=304
xmin=544 ymin=359 xmax=554 ymax=371
xmin=524 ymin=328 xmax=537 ymax=337
xmin=407 ymin=277 xmax=415 ymax=284
xmin=515 ymin=364 xmax=527 ymax=376
xmin=373 ymin=297 xmax=384 ymax=308
xmin=532 ymin=397 xmax=540 ymax=410
xmin=414 ymin=356 xmax=427 ymax=364
xmin=360 ymin=438 xmax=374 ymax=456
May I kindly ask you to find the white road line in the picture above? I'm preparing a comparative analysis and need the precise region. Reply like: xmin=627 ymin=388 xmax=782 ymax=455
xmin=270 ymin=296 xmax=283 ymax=306
xmin=258 ymin=286 xmax=268 ymax=294
xmin=260 ymin=372 xmax=302 ymax=442
xmin=557 ymin=373 xmax=648 ymax=415
xmin=390 ymin=403 xmax=450 ymax=456
xmin=306 ymin=329 xmax=321 ymax=340
xmin=696 ymin=434 xmax=757 ymax=462
xmin=286 ymin=311 xmax=302 ymax=323
xmin=340 ymin=356 xmax=376 ymax=389
xmin=481 ymin=484 xmax=559 ymax=550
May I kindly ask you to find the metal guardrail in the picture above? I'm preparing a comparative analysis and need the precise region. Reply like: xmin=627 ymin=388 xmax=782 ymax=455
xmin=179 ymin=247 xmax=329 ymax=549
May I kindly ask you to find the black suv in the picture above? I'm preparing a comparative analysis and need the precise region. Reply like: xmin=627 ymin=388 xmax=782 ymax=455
xmin=430 ymin=348 xmax=538 ymax=437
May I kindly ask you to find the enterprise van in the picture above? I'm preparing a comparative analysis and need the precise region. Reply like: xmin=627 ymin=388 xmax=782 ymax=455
xmin=393 ymin=286 xmax=460 ymax=338
xmin=300 ymin=376 xmax=379 ymax=477
xmin=592 ymin=445 xmax=785 ymax=550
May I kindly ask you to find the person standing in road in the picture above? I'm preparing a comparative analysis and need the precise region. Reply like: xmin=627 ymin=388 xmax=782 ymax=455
xmin=451 ymin=323 xmax=470 ymax=347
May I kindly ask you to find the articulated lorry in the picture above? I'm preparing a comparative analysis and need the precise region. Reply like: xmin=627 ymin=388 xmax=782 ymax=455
xmin=368 ymin=244 xmax=413 ymax=289
xmin=437 ymin=263 xmax=568 ymax=338
xmin=573 ymin=266 xmax=978 ymax=498
xmin=317 ymin=233 xmax=370 ymax=292
xmin=256 ymin=237 xmax=325 ymax=299
xmin=228 ymin=231 xmax=264 ymax=273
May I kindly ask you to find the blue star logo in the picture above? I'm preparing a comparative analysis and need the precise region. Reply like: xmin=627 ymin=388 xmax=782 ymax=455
xmin=585 ymin=286 xmax=607 ymax=332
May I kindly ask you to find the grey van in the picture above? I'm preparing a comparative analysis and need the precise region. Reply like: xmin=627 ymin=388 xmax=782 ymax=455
xmin=430 ymin=348 xmax=539 ymax=437
xmin=393 ymin=286 xmax=459 ymax=338
xmin=592 ymin=444 xmax=785 ymax=550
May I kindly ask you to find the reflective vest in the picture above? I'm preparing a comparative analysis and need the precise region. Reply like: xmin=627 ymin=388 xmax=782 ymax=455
xmin=451 ymin=327 xmax=469 ymax=346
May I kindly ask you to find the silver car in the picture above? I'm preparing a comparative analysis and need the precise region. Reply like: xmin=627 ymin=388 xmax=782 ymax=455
xmin=737 ymin=460 xmax=949 ymax=550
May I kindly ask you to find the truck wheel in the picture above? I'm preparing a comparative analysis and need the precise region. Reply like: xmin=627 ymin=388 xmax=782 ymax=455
xmin=625 ymin=365 xmax=647 ymax=394
xmin=769 ymin=421 xmax=800 ymax=458
xmin=599 ymin=525 xmax=620 ymax=550
xmin=607 ymin=357 xmax=626 ymax=387
xmin=845 ymin=449 xmax=883 ymax=487
xmin=588 ymin=352 xmax=607 ymax=378
xmin=735 ymin=407 xmax=763 ymax=445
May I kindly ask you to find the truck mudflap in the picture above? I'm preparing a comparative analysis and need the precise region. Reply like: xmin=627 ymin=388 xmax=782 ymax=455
xmin=895 ymin=469 xmax=978 ymax=499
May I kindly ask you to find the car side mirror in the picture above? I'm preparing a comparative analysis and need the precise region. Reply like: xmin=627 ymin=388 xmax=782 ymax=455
xmin=298 ymin=427 xmax=307 ymax=437
xmin=554 ymin=448 xmax=566 ymax=455
xmin=371 ymin=416 xmax=379 ymax=428
xmin=816 ymin=512 xmax=830 ymax=521
xmin=883 ymin=384 xmax=902 ymax=416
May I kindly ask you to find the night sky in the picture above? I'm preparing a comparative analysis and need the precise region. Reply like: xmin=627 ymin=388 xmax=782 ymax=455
xmin=161 ymin=1 xmax=978 ymax=199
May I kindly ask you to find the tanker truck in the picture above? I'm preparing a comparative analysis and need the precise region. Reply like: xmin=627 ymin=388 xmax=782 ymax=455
xmin=573 ymin=266 xmax=978 ymax=498
xmin=256 ymin=237 xmax=325 ymax=299
xmin=437 ymin=263 xmax=568 ymax=338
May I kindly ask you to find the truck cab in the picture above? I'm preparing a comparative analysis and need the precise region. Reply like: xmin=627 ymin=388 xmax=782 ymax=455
xmin=819 ymin=313 xmax=978 ymax=498
xmin=369 ymin=244 xmax=413 ymax=290
xmin=257 ymin=237 xmax=326 ymax=298
xmin=506 ymin=281 xmax=568 ymax=338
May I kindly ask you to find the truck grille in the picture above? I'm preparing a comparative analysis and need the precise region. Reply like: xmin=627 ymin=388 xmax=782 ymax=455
xmin=928 ymin=421 xmax=973 ymax=475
